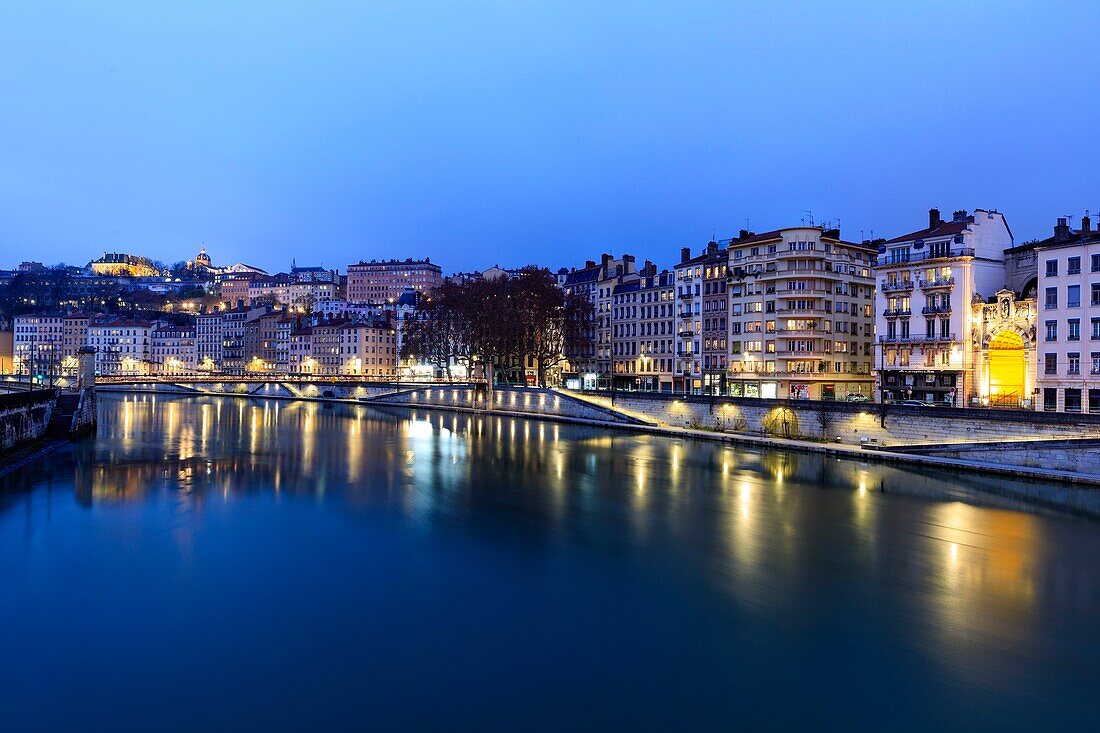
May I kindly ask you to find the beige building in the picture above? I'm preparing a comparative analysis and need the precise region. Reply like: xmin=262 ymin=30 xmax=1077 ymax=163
xmin=89 ymin=252 xmax=159 ymax=277
xmin=346 ymin=258 xmax=442 ymax=304
xmin=151 ymin=325 xmax=197 ymax=374
xmin=610 ymin=265 xmax=675 ymax=391
xmin=310 ymin=318 xmax=397 ymax=377
xmin=725 ymin=227 xmax=875 ymax=400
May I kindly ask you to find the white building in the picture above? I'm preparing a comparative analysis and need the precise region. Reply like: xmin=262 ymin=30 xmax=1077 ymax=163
xmin=12 ymin=314 xmax=65 ymax=380
xmin=874 ymin=208 xmax=1014 ymax=405
xmin=1033 ymin=214 xmax=1100 ymax=413
xmin=87 ymin=318 xmax=155 ymax=375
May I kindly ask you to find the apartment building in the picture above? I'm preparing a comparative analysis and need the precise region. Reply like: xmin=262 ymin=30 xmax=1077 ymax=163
xmin=12 ymin=314 xmax=65 ymax=380
xmin=673 ymin=243 xmax=727 ymax=393
xmin=289 ymin=326 xmax=313 ymax=374
xmin=87 ymin=318 xmax=155 ymax=375
xmin=62 ymin=313 xmax=91 ymax=362
xmin=151 ymin=325 xmax=197 ymax=374
xmin=346 ymin=258 xmax=442 ymax=304
xmin=243 ymin=310 xmax=288 ymax=373
xmin=559 ymin=262 xmax=601 ymax=384
xmin=1033 ymin=214 xmax=1100 ymax=413
xmin=725 ymin=227 xmax=875 ymax=400
xmin=219 ymin=305 xmax=272 ymax=374
xmin=310 ymin=318 xmax=397 ymax=377
xmin=874 ymin=208 xmax=1014 ymax=405
xmin=596 ymin=254 xmax=639 ymax=383
xmin=610 ymin=266 xmax=675 ymax=391
xmin=559 ymin=254 xmax=639 ymax=388
xmin=196 ymin=309 xmax=224 ymax=371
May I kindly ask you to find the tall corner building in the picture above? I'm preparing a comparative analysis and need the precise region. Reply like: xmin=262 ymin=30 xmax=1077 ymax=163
xmin=724 ymin=226 xmax=876 ymax=400
xmin=874 ymin=208 xmax=1015 ymax=405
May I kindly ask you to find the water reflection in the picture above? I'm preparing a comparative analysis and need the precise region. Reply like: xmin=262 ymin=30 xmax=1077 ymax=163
xmin=1 ymin=393 xmax=1098 ymax=730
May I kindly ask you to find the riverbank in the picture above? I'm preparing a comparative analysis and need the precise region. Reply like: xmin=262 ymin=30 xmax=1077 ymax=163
xmin=96 ymin=384 xmax=1100 ymax=517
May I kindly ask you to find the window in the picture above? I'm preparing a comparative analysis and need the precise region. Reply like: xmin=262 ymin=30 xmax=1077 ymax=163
xmin=1069 ymin=353 xmax=1081 ymax=375
xmin=1092 ymin=352 xmax=1100 ymax=375
xmin=1046 ymin=259 xmax=1059 ymax=277
xmin=1092 ymin=283 xmax=1100 ymax=306
xmin=1045 ymin=320 xmax=1058 ymax=341
xmin=1094 ymin=318 xmax=1100 ymax=341
xmin=1044 ymin=353 xmax=1057 ymax=374
xmin=1069 ymin=319 xmax=1081 ymax=341
xmin=1044 ymin=388 xmax=1057 ymax=411
xmin=1045 ymin=287 xmax=1058 ymax=309
xmin=1068 ymin=284 xmax=1081 ymax=308
xmin=1065 ymin=388 xmax=1082 ymax=413
xmin=1093 ymin=254 xmax=1100 ymax=273
xmin=1068 ymin=256 xmax=1081 ymax=275
xmin=1090 ymin=389 xmax=1100 ymax=414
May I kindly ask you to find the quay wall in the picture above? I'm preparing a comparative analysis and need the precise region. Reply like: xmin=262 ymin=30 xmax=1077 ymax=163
xmin=573 ymin=391 xmax=1100 ymax=447
xmin=0 ymin=390 xmax=56 ymax=454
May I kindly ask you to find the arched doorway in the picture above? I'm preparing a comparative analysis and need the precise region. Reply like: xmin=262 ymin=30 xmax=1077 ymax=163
xmin=988 ymin=330 xmax=1025 ymax=406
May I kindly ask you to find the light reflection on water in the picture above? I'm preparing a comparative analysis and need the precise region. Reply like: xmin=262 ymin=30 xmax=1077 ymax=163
xmin=0 ymin=393 xmax=1098 ymax=731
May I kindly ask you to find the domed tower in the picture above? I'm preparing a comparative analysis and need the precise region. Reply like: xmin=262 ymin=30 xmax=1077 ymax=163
xmin=194 ymin=245 xmax=211 ymax=270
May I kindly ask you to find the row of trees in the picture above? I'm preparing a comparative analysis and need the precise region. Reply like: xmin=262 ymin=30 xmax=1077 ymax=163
xmin=401 ymin=267 xmax=592 ymax=387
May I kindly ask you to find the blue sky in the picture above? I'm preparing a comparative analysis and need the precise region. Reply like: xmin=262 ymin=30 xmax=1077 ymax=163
xmin=1 ymin=1 xmax=1097 ymax=273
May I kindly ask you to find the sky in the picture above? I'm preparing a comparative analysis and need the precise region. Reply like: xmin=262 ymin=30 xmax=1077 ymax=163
xmin=1 ymin=1 xmax=1098 ymax=274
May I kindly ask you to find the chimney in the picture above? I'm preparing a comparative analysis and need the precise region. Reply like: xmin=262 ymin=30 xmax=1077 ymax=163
xmin=680 ymin=247 xmax=691 ymax=263
xmin=585 ymin=260 xmax=596 ymax=269
xmin=641 ymin=260 xmax=656 ymax=277
xmin=823 ymin=227 xmax=840 ymax=240
xmin=1082 ymin=213 xmax=1092 ymax=234
xmin=601 ymin=253 xmax=612 ymax=271
xmin=952 ymin=209 xmax=968 ymax=222
xmin=706 ymin=240 xmax=718 ymax=256
xmin=738 ymin=229 xmax=751 ymax=240
xmin=929 ymin=208 xmax=941 ymax=229
xmin=237 ymin=298 xmax=244 ymax=309
xmin=1055 ymin=217 xmax=1072 ymax=242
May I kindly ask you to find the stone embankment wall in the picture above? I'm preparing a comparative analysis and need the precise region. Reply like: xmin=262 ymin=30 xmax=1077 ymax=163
xmin=0 ymin=390 xmax=55 ymax=454
xmin=574 ymin=390 xmax=1100 ymax=447
xmin=369 ymin=385 xmax=652 ymax=426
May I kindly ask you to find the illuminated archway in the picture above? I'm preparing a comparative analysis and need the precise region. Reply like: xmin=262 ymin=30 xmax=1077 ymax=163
xmin=987 ymin=330 xmax=1025 ymax=400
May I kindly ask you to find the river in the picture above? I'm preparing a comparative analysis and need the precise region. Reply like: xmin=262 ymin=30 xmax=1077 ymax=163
xmin=1 ymin=393 xmax=1098 ymax=731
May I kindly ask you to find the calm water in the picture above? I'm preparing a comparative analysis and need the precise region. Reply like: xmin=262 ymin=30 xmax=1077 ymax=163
xmin=1 ymin=394 xmax=1098 ymax=731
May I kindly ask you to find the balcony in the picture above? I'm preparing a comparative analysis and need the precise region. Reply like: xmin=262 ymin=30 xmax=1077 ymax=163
xmin=882 ymin=308 xmax=912 ymax=317
xmin=777 ymin=288 xmax=830 ymax=296
xmin=677 ymin=291 xmax=693 ymax=300
xmin=678 ymin=311 xmax=693 ymax=320
xmin=919 ymin=277 xmax=955 ymax=289
xmin=877 ymin=333 xmax=957 ymax=344
xmin=678 ymin=329 xmax=695 ymax=338
xmin=880 ymin=280 xmax=914 ymax=293
xmin=876 ymin=247 xmax=975 ymax=267
xmin=776 ymin=306 xmax=829 ymax=316
xmin=777 ymin=327 xmax=824 ymax=336
xmin=920 ymin=305 xmax=952 ymax=315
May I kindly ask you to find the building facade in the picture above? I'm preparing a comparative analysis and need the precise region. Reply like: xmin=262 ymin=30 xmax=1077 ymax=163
xmin=1033 ymin=214 xmax=1100 ymax=412
xmin=724 ymin=227 xmax=876 ymax=400
xmin=874 ymin=208 xmax=1014 ymax=405
xmin=12 ymin=314 xmax=65 ymax=381
xmin=610 ymin=266 xmax=675 ymax=391
xmin=346 ymin=258 xmax=443 ymax=304
xmin=87 ymin=318 xmax=154 ymax=375
xmin=151 ymin=325 xmax=197 ymax=374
